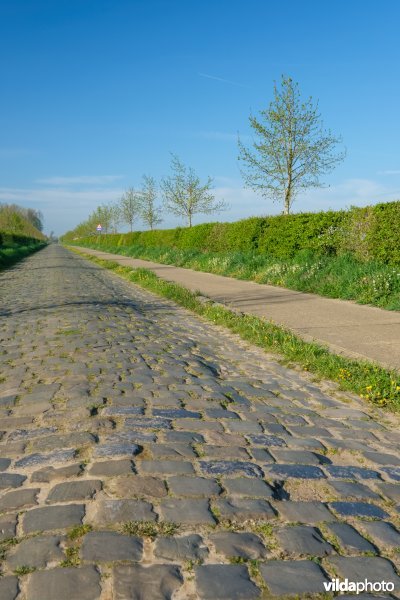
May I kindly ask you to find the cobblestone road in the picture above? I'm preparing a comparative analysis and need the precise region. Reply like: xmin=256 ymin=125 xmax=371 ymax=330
xmin=0 ymin=244 xmax=400 ymax=600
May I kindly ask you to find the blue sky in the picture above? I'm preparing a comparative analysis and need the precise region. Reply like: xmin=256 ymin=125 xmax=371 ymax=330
xmin=1 ymin=0 xmax=400 ymax=235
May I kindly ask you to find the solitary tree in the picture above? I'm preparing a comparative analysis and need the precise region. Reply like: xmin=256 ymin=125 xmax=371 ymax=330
xmin=161 ymin=155 xmax=227 ymax=227
xmin=238 ymin=76 xmax=345 ymax=214
xmin=138 ymin=175 xmax=163 ymax=230
xmin=119 ymin=188 xmax=140 ymax=232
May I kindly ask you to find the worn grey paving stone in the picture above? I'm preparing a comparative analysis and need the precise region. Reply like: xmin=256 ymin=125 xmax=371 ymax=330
xmin=8 ymin=426 xmax=57 ymax=441
xmin=199 ymin=460 xmax=263 ymax=478
xmin=102 ymin=406 xmax=144 ymax=416
xmin=154 ymin=534 xmax=209 ymax=561
xmin=222 ymin=478 xmax=274 ymax=498
xmin=89 ymin=459 xmax=134 ymax=476
xmin=210 ymin=531 xmax=268 ymax=559
xmin=6 ymin=535 xmax=64 ymax=569
xmin=150 ymin=443 xmax=196 ymax=459
xmin=81 ymin=531 xmax=143 ymax=561
xmin=260 ymin=559 xmax=330 ymax=595
xmin=327 ymin=522 xmax=376 ymax=554
xmin=378 ymin=482 xmax=400 ymax=502
xmin=275 ymin=501 xmax=335 ymax=523
xmin=30 ymin=432 xmax=95 ymax=452
xmin=158 ymin=498 xmax=215 ymax=524
xmin=105 ymin=475 xmax=167 ymax=498
xmin=328 ymin=480 xmax=380 ymax=500
xmin=266 ymin=463 xmax=326 ymax=479
xmin=31 ymin=463 xmax=84 ymax=483
xmin=247 ymin=433 xmax=286 ymax=447
xmin=381 ymin=466 xmax=400 ymax=481
xmin=94 ymin=443 xmax=140 ymax=458
xmin=214 ymin=497 xmax=276 ymax=521
xmin=363 ymin=451 xmax=400 ymax=466
xmin=139 ymin=460 xmax=195 ymax=475
xmin=46 ymin=479 xmax=102 ymax=502
xmin=125 ymin=417 xmax=172 ymax=429
xmin=270 ymin=449 xmax=330 ymax=465
xmin=0 ymin=515 xmax=17 ymax=541
xmin=195 ymin=564 xmax=260 ymax=599
xmin=201 ymin=445 xmax=250 ymax=460
xmin=325 ymin=556 xmax=400 ymax=591
xmin=0 ymin=458 xmax=11 ymax=470
xmin=0 ymin=576 xmax=19 ymax=600
xmin=89 ymin=498 xmax=155 ymax=525
xmin=0 ymin=473 xmax=26 ymax=489
xmin=276 ymin=525 xmax=334 ymax=557
xmin=359 ymin=521 xmax=400 ymax=549
xmin=168 ymin=476 xmax=221 ymax=497
xmin=26 ymin=566 xmax=101 ymax=600
xmin=15 ymin=449 xmax=76 ymax=469
xmin=113 ymin=564 xmax=183 ymax=600
xmin=325 ymin=465 xmax=381 ymax=480
xmin=0 ymin=488 xmax=39 ymax=512
xmin=153 ymin=408 xmax=201 ymax=419
xmin=164 ymin=431 xmax=204 ymax=444
xmin=329 ymin=501 xmax=389 ymax=519
xmin=22 ymin=504 xmax=85 ymax=534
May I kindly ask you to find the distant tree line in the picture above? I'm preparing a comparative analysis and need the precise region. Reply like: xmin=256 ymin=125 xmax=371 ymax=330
xmin=0 ymin=203 xmax=44 ymax=234
xmin=64 ymin=156 xmax=228 ymax=239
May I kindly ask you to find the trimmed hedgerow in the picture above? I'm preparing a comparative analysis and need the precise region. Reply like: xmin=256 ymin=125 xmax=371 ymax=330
xmin=68 ymin=201 xmax=400 ymax=265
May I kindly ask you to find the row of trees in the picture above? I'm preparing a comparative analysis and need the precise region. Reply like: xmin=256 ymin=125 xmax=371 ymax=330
xmin=67 ymin=76 xmax=345 ymax=238
xmin=69 ymin=156 xmax=228 ymax=237
xmin=0 ymin=203 xmax=45 ymax=239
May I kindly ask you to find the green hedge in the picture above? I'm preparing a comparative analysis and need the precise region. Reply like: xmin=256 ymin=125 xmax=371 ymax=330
xmin=0 ymin=232 xmax=45 ymax=248
xmin=72 ymin=201 xmax=400 ymax=265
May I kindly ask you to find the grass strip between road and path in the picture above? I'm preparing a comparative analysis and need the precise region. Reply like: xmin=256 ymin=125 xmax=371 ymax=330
xmin=72 ymin=249 xmax=400 ymax=412
xmin=71 ymin=242 xmax=400 ymax=311
xmin=0 ymin=242 xmax=46 ymax=271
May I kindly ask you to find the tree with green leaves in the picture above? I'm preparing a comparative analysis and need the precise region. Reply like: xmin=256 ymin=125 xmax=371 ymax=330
xmin=138 ymin=175 xmax=163 ymax=230
xmin=238 ymin=76 xmax=345 ymax=215
xmin=161 ymin=155 xmax=227 ymax=227
xmin=119 ymin=188 xmax=140 ymax=232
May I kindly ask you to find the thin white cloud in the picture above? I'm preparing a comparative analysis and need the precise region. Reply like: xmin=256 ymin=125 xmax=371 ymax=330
xmin=378 ymin=170 xmax=400 ymax=176
xmin=198 ymin=72 xmax=247 ymax=88
xmin=36 ymin=175 xmax=124 ymax=185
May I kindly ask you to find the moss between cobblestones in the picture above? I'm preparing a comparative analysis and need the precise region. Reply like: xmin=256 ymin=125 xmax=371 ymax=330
xmin=71 ymin=251 xmax=400 ymax=412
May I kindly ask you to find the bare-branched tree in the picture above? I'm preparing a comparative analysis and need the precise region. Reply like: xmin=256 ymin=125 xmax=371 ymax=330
xmin=161 ymin=155 xmax=227 ymax=227
xmin=119 ymin=188 xmax=140 ymax=232
xmin=238 ymin=76 xmax=345 ymax=214
xmin=138 ymin=175 xmax=162 ymax=230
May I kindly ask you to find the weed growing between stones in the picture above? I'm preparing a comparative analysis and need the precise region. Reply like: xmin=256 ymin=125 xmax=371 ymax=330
xmin=121 ymin=520 xmax=180 ymax=539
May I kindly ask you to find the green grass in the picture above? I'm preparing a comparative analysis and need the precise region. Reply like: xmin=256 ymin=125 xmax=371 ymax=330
xmin=121 ymin=520 xmax=180 ymax=538
xmin=71 ymin=251 xmax=400 ymax=412
xmin=73 ymin=242 xmax=400 ymax=311
xmin=0 ymin=242 xmax=46 ymax=270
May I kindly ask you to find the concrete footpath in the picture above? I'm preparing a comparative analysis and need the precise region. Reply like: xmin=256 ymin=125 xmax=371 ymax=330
xmin=73 ymin=246 xmax=400 ymax=371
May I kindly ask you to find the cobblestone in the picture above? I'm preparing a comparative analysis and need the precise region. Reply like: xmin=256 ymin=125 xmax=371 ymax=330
xmin=1 ymin=245 xmax=400 ymax=598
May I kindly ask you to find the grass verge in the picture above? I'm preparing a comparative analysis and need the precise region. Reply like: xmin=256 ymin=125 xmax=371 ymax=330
xmin=72 ymin=242 xmax=400 ymax=311
xmin=0 ymin=242 xmax=46 ymax=271
xmin=72 ymin=250 xmax=400 ymax=412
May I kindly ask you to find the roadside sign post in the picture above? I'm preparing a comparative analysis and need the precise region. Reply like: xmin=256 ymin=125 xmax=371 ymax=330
xmin=96 ymin=224 xmax=102 ymax=235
